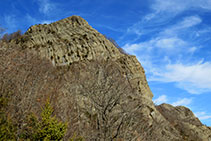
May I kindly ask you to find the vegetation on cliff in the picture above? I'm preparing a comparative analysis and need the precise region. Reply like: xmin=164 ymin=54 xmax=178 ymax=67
xmin=0 ymin=16 xmax=211 ymax=140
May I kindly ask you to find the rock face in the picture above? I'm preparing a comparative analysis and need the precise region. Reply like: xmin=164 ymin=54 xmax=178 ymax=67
xmin=3 ymin=16 xmax=211 ymax=140
xmin=157 ymin=104 xmax=211 ymax=141
xmin=16 ymin=15 xmax=153 ymax=99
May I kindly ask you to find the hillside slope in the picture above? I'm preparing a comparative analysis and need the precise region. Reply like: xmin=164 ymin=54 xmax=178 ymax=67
xmin=1 ymin=16 xmax=211 ymax=140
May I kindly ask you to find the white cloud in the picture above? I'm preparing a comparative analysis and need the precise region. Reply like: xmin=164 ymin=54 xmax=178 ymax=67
xmin=179 ymin=16 xmax=202 ymax=28
xmin=188 ymin=46 xmax=198 ymax=54
xmin=200 ymin=115 xmax=211 ymax=120
xmin=124 ymin=15 xmax=202 ymax=48
xmin=151 ymin=62 xmax=211 ymax=94
xmin=176 ymin=82 xmax=211 ymax=94
xmin=195 ymin=112 xmax=211 ymax=120
xmin=122 ymin=14 xmax=211 ymax=95
xmin=126 ymin=1 xmax=204 ymax=38
xmin=153 ymin=95 xmax=168 ymax=105
xmin=172 ymin=98 xmax=192 ymax=106
xmin=121 ymin=0 xmax=211 ymax=95
xmin=155 ymin=37 xmax=186 ymax=49
xmin=123 ymin=43 xmax=147 ymax=54
xmin=152 ymin=0 xmax=188 ymax=13
xmin=41 ymin=20 xmax=53 ymax=24
xmin=153 ymin=95 xmax=193 ymax=107
xmin=152 ymin=0 xmax=211 ymax=14
xmin=160 ymin=16 xmax=202 ymax=37
xmin=124 ymin=40 xmax=211 ymax=94
xmin=37 ymin=0 xmax=55 ymax=15
xmin=123 ymin=37 xmax=188 ymax=55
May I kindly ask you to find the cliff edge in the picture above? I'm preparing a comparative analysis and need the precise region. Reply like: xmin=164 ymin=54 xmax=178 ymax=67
xmin=1 ymin=16 xmax=211 ymax=140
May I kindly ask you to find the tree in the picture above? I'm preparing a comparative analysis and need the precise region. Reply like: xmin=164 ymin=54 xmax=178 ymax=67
xmin=0 ymin=92 xmax=17 ymax=140
xmin=68 ymin=60 xmax=138 ymax=140
xmin=21 ymin=100 xmax=67 ymax=140
xmin=0 ymin=30 xmax=22 ymax=43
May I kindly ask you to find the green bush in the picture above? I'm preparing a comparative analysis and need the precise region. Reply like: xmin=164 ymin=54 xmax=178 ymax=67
xmin=0 ymin=114 xmax=17 ymax=140
xmin=21 ymin=100 xmax=67 ymax=140
xmin=0 ymin=96 xmax=17 ymax=140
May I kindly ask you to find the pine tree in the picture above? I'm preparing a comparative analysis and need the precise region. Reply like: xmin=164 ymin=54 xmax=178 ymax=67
xmin=21 ymin=100 xmax=67 ymax=140
xmin=0 ymin=96 xmax=16 ymax=140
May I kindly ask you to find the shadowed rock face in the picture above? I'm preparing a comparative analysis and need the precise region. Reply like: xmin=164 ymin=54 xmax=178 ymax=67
xmin=3 ymin=16 xmax=211 ymax=140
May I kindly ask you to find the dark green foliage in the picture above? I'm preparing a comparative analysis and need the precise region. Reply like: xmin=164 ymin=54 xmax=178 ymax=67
xmin=0 ymin=114 xmax=17 ymax=140
xmin=0 ymin=96 xmax=17 ymax=140
xmin=20 ymin=100 xmax=67 ymax=140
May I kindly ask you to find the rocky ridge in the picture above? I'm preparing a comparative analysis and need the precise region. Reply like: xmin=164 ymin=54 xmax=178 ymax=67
xmin=4 ymin=16 xmax=211 ymax=140
xmin=15 ymin=15 xmax=153 ymax=99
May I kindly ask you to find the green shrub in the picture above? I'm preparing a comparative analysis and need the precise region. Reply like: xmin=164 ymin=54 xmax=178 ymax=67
xmin=0 ymin=114 xmax=17 ymax=140
xmin=0 ymin=96 xmax=17 ymax=140
xmin=21 ymin=100 xmax=67 ymax=140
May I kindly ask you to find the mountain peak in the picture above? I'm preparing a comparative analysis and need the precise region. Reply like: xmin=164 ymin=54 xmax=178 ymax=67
xmin=4 ymin=15 xmax=210 ymax=140
xmin=23 ymin=15 xmax=122 ymax=66
xmin=60 ymin=15 xmax=89 ymax=26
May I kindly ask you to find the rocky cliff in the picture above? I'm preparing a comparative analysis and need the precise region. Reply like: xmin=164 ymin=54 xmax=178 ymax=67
xmin=1 ymin=16 xmax=211 ymax=140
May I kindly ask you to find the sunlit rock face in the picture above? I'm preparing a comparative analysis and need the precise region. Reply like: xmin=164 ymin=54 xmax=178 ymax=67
xmin=3 ymin=15 xmax=211 ymax=140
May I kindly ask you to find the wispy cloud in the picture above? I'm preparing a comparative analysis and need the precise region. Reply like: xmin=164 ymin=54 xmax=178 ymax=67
xmin=153 ymin=95 xmax=167 ymax=105
xmin=154 ymin=94 xmax=210 ymax=121
xmin=37 ymin=0 xmax=56 ymax=15
xmin=152 ymin=0 xmax=211 ymax=14
xmin=195 ymin=112 xmax=211 ymax=120
xmin=172 ymin=98 xmax=192 ymax=106
xmin=41 ymin=20 xmax=53 ymax=24
xmin=150 ymin=61 xmax=211 ymax=94
xmin=153 ymin=95 xmax=192 ymax=107
xmin=123 ymin=13 xmax=211 ymax=94
xmin=160 ymin=16 xmax=202 ymax=37
xmin=123 ymin=0 xmax=208 ymax=41
xmin=176 ymin=16 xmax=202 ymax=28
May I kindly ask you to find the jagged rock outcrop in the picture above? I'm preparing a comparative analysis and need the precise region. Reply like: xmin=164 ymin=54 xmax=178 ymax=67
xmin=157 ymin=104 xmax=211 ymax=141
xmin=2 ymin=15 xmax=211 ymax=140
xmin=13 ymin=16 xmax=153 ymax=100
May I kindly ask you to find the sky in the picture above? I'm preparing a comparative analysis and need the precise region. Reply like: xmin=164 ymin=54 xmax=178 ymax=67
xmin=0 ymin=0 xmax=211 ymax=126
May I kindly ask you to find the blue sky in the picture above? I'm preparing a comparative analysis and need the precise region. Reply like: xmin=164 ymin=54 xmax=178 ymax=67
xmin=0 ymin=0 xmax=211 ymax=126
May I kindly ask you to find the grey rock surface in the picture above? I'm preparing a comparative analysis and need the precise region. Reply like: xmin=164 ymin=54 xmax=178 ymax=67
xmin=3 ymin=15 xmax=211 ymax=140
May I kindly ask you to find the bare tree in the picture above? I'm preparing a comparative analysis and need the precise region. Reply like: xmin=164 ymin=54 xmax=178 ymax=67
xmin=0 ymin=46 xmax=65 ymax=138
xmin=103 ymin=35 xmax=128 ymax=55
xmin=66 ymin=60 xmax=139 ymax=140
xmin=0 ymin=44 xmax=141 ymax=140
xmin=0 ymin=30 xmax=22 ymax=43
